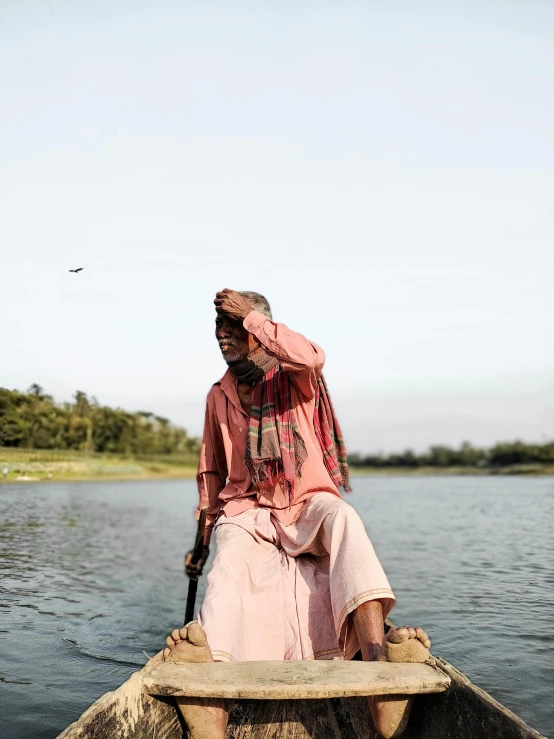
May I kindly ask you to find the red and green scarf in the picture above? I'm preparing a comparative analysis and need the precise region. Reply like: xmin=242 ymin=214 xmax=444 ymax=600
xmin=245 ymin=366 xmax=351 ymax=501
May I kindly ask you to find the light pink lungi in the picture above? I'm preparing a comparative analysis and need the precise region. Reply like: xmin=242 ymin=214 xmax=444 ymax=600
xmin=198 ymin=493 xmax=395 ymax=662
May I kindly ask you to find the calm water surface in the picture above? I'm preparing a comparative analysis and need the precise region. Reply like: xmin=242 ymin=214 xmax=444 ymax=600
xmin=0 ymin=477 xmax=553 ymax=738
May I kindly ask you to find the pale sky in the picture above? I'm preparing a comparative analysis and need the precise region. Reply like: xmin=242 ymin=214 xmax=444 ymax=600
xmin=1 ymin=0 xmax=553 ymax=452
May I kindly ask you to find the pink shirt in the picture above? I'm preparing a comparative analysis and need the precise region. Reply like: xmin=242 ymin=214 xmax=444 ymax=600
xmin=197 ymin=310 xmax=342 ymax=544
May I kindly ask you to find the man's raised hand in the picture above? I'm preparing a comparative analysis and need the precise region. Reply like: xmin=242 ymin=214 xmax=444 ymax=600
xmin=214 ymin=289 xmax=252 ymax=321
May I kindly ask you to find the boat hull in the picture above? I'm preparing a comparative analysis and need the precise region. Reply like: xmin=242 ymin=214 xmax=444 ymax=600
xmin=57 ymin=653 xmax=546 ymax=739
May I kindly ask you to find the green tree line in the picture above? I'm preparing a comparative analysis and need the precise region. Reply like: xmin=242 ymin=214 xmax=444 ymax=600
xmin=348 ymin=440 xmax=554 ymax=469
xmin=2 ymin=384 xmax=552 ymax=470
xmin=0 ymin=384 xmax=200 ymax=457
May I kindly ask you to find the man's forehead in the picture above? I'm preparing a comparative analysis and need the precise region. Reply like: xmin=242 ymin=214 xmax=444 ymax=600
xmin=215 ymin=314 xmax=243 ymax=326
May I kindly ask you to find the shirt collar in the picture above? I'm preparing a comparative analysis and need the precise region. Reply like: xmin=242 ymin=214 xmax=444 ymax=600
xmin=219 ymin=367 xmax=236 ymax=392
xmin=217 ymin=368 xmax=248 ymax=417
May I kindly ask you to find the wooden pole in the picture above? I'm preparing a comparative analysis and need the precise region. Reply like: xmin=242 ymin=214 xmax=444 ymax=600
xmin=184 ymin=507 xmax=208 ymax=626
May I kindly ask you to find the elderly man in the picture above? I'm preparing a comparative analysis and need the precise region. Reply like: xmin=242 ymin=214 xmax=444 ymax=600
xmin=163 ymin=289 xmax=431 ymax=739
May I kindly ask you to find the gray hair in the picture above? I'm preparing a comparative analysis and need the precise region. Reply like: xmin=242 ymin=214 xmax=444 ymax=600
xmin=239 ymin=291 xmax=272 ymax=319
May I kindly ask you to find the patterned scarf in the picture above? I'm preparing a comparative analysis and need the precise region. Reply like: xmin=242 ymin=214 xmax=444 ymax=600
xmin=245 ymin=366 xmax=351 ymax=502
xmin=228 ymin=352 xmax=278 ymax=386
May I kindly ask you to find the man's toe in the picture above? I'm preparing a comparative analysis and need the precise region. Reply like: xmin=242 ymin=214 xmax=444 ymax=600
xmin=387 ymin=627 xmax=408 ymax=644
xmin=187 ymin=621 xmax=208 ymax=646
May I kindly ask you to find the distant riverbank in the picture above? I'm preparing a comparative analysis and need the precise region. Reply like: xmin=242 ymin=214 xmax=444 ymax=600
xmin=0 ymin=448 xmax=196 ymax=482
xmin=350 ymin=464 xmax=554 ymax=477
xmin=1 ymin=448 xmax=553 ymax=483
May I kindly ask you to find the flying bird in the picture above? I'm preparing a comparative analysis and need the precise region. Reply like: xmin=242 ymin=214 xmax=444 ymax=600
xmin=69 ymin=268 xmax=83 ymax=273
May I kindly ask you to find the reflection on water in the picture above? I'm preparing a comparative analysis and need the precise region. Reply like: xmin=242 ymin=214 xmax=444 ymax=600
xmin=0 ymin=477 xmax=553 ymax=738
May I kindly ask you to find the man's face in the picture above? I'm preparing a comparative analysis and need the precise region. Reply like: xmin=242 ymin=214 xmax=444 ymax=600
xmin=215 ymin=313 xmax=251 ymax=362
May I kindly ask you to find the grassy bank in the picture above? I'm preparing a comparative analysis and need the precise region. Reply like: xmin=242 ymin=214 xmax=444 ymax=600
xmin=0 ymin=448 xmax=197 ymax=482
xmin=1 ymin=448 xmax=553 ymax=483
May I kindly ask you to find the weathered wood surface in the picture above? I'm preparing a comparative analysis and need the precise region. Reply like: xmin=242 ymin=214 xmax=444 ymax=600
xmin=144 ymin=659 xmax=450 ymax=699
xmin=403 ymin=657 xmax=547 ymax=739
xmin=56 ymin=653 xmax=183 ymax=739
xmin=226 ymin=697 xmax=374 ymax=739
xmin=56 ymin=652 xmax=547 ymax=739
xmin=223 ymin=658 xmax=547 ymax=739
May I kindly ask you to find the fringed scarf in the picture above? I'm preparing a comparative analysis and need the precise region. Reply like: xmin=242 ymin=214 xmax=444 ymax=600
xmin=244 ymin=366 xmax=351 ymax=502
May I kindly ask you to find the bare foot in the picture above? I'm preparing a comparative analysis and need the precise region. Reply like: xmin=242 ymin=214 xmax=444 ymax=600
xmin=385 ymin=625 xmax=431 ymax=662
xmin=163 ymin=621 xmax=214 ymax=663
xmin=371 ymin=625 xmax=432 ymax=739
xmin=162 ymin=621 xmax=229 ymax=739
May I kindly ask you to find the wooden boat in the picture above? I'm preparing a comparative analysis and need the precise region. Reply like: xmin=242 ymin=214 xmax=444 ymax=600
xmin=57 ymin=648 xmax=546 ymax=739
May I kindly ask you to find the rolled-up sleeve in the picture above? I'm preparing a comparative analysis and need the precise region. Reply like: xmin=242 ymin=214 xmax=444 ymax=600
xmin=243 ymin=310 xmax=325 ymax=399
xmin=196 ymin=392 xmax=227 ymax=545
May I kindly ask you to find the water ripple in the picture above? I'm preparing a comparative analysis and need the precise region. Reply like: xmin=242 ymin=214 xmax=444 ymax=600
xmin=0 ymin=477 xmax=552 ymax=738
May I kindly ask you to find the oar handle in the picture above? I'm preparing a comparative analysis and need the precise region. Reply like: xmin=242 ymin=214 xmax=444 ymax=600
xmin=184 ymin=507 xmax=208 ymax=625
xmin=191 ymin=507 xmax=208 ymax=565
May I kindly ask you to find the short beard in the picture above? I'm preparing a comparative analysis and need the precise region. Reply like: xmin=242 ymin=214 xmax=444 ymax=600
xmin=220 ymin=347 xmax=244 ymax=363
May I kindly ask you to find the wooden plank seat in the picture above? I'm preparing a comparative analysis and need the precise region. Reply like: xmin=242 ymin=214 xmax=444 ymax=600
xmin=144 ymin=660 xmax=451 ymax=700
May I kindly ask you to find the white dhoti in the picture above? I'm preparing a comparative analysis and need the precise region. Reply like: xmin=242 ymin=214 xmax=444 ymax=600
xmin=198 ymin=493 xmax=395 ymax=662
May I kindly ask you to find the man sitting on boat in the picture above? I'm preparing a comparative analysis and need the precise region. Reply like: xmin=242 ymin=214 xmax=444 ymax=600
xmin=163 ymin=289 xmax=431 ymax=739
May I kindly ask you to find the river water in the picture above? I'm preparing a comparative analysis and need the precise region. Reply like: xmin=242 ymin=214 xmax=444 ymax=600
xmin=0 ymin=477 xmax=552 ymax=738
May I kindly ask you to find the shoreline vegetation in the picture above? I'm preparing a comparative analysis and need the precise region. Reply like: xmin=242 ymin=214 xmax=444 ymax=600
xmin=0 ymin=448 xmax=197 ymax=482
xmin=1 ymin=448 xmax=553 ymax=483
xmin=1 ymin=384 xmax=553 ymax=482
